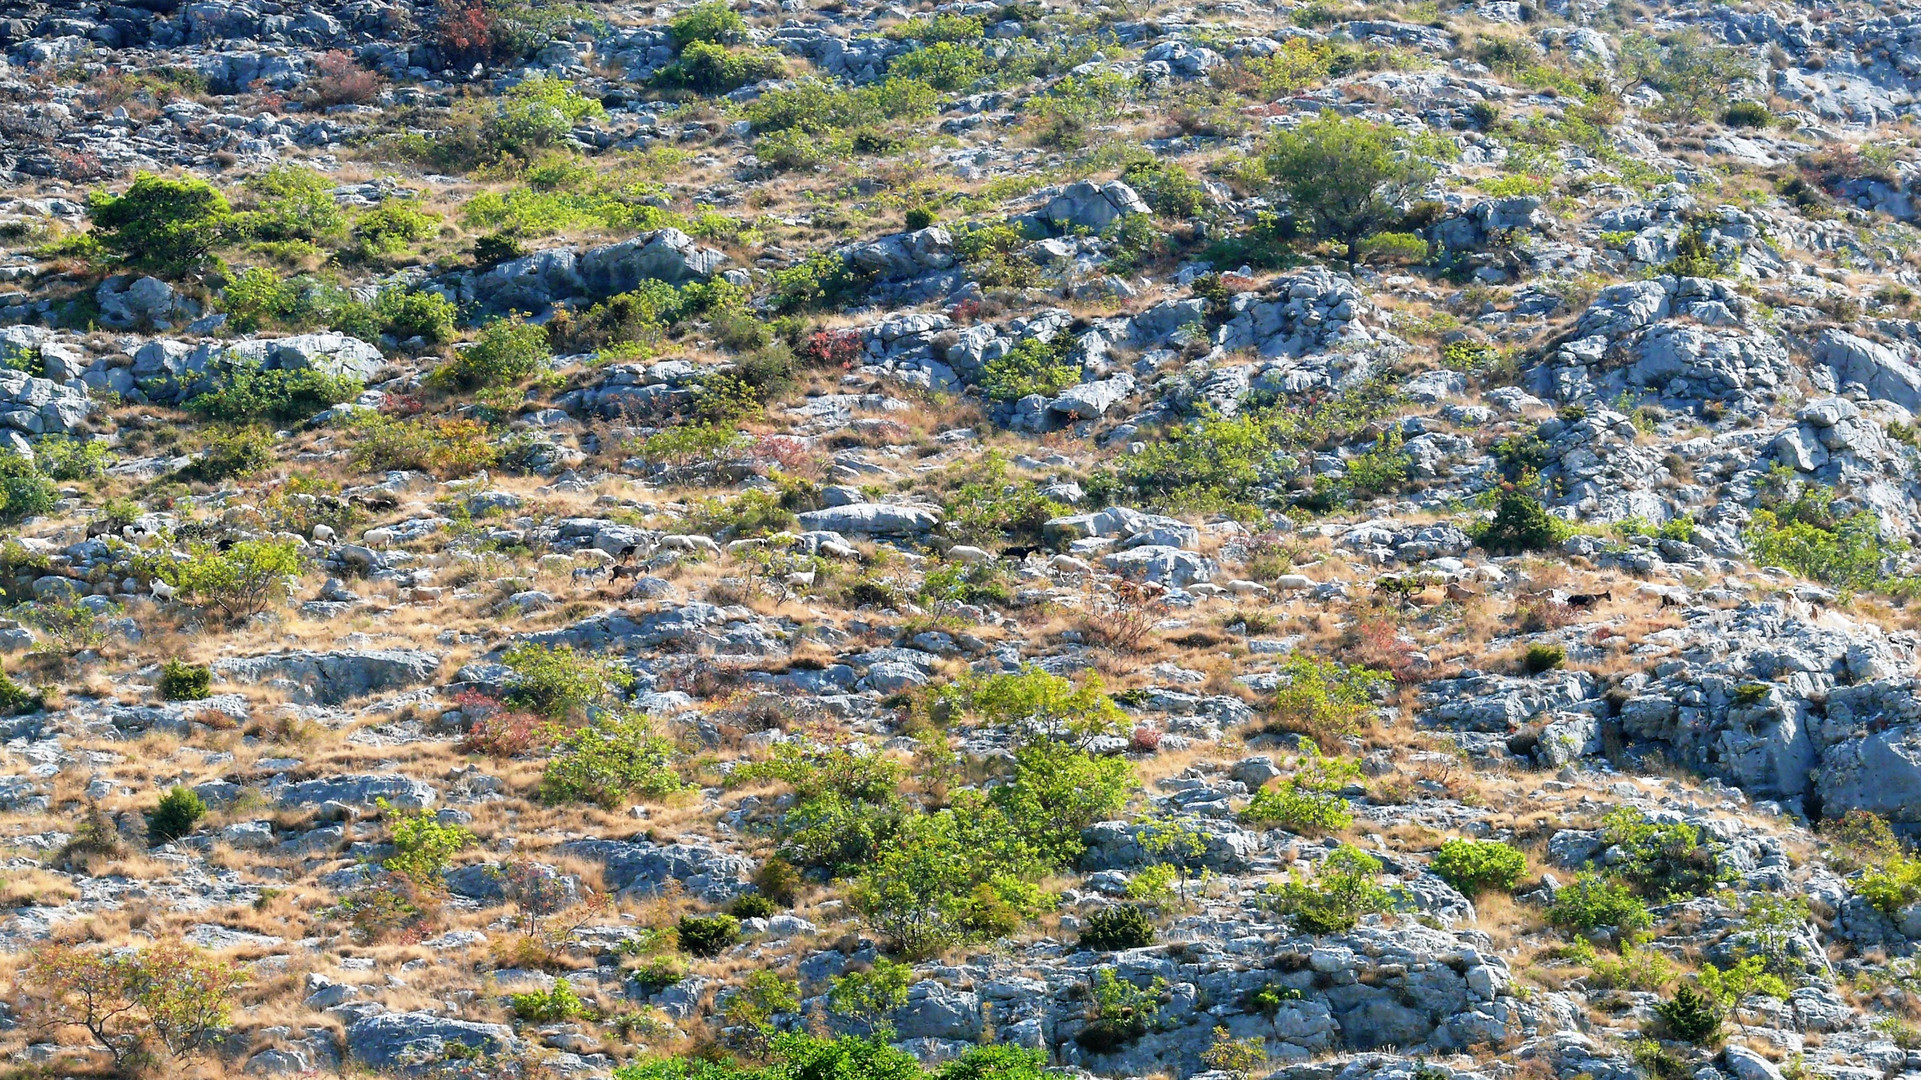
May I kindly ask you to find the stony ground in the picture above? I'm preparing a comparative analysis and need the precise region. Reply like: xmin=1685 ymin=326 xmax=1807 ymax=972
xmin=4 ymin=2 xmax=1921 ymax=1080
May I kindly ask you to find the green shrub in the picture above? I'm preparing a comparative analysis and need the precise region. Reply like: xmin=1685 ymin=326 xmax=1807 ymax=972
xmin=1745 ymin=471 xmax=1898 ymax=594
xmin=1602 ymin=807 xmax=1723 ymax=900
xmin=829 ymin=959 xmax=913 ymax=1035
xmin=1546 ymin=871 xmax=1652 ymax=933
xmin=1696 ymin=956 xmax=1790 ymax=1006
xmin=1261 ymin=114 xmax=1437 ymax=267
xmin=729 ymin=893 xmax=778 ymax=920
xmin=1239 ymin=746 xmax=1359 ymax=834
xmin=489 ymin=75 xmax=607 ymax=158
xmin=676 ymin=913 xmax=741 ymax=957
xmin=1653 ymin=983 xmax=1723 ymax=1045
xmin=237 ymin=164 xmax=345 ymax=243
xmin=159 ymin=660 xmax=212 ymax=701
xmin=147 ymin=785 xmax=207 ymax=844
xmin=849 ymin=804 xmax=1051 ymax=956
xmin=891 ymin=13 xmax=984 ymax=42
xmin=905 ymin=206 xmax=937 ymax=231
xmin=441 ymin=316 xmax=550 ymax=388
xmin=222 ymin=267 xmax=298 ymax=333
xmin=1430 ymin=838 xmax=1527 ymax=895
xmin=688 ymin=488 xmax=797 ymax=538
xmin=350 ymin=415 xmax=499 ymax=478
xmin=1856 ymin=854 xmax=1921 ymax=916
xmin=638 ymin=424 xmax=747 ymax=467
xmin=0 ymin=666 xmax=42 ymax=714
xmin=1356 ymin=231 xmax=1429 ymax=265
xmin=177 ymin=426 xmax=275 ymax=483
xmin=653 ymin=42 xmax=783 ymax=94
xmin=511 ymin=979 xmax=591 ymax=1022
xmin=0 ymin=451 xmax=57 ymax=524
xmin=979 ymin=336 xmax=1080 ymax=401
xmin=1121 ymin=159 xmax=1207 ymax=220
xmin=376 ymin=289 xmax=458 ymax=345
xmin=539 ymin=713 xmax=682 ymax=809
xmin=1522 ymin=644 xmax=1566 ymax=674
xmin=1723 ymin=101 xmax=1772 ymax=128
xmin=87 ymin=173 xmax=233 ymax=278
xmin=1080 ymin=905 xmax=1155 ymax=952
xmin=379 ymin=797 xmax=474 ymax=884
xmin=351 ymin=201 xmax=441 ymax=257
xmin=1075 ymin=968 xmax=1167 ymax=1052
xmin=1475 ymin=488 xmax=1570 ymax=554
xmin=889 ymin=42 xmax=985 ymax=91
xmin=149 ymin=538 xmax=302 ymax=623
xmin=669 ymin=2 xmax=746 ymax=49
xmin=502 ymin=643 xmax=633 ymax=718
xmin=190 ymin=362 xmax=363 ymax=424
xmin=1825 ymin=809 xmax=1903 ymax=872
xmin=1265 ymin=844 xmax=1396 ymax=934
xmin=35 ymin=435 xmax=113 ymax=482
xmin=1265 ymin=654 xmax=1390 ymax=748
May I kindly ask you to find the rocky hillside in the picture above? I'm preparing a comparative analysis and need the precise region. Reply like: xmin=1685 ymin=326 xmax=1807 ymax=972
xmin=3 ymin=2 xmax=1921 ymax=1080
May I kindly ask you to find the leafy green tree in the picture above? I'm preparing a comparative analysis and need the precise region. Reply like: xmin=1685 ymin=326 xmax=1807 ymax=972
xmin=1546 ymin=871 xmax=1653 ymax=933
xmin=1240 ymin=745 xmax=1359 ymax=834
xmin=990 ymin=738 xmax=1133 ymax=865
xmin=979 ymin=336 xmax=1080 ymax=401
xmin=1137 ymin=815 xmax=1210 ymax=901
xmin=189 ymin=361 xmax=363 ymax=424
xmin=87 ymin=173 xmax=234 ymax=278
xmin=829 ymin=958 xmax=914 ymax=1037
xmin=490 ymin=75 xmax=607 ymax=156
xmin=669 ymin=2 xmax=746 ymax=49
xmin=153 ymin=538 xmax=303 ymax=623
xmin=23 ymin=937 xmax=247 ymax=1070
xmin=849 ymin=804 xmax=1050 ymax=956
xmin=955 ymin=667 xmax=1126 ymax=749
xmin=1475 ymin=486 xmax=1570 ymax=555
xmin=1261 ymin=114 xmax=1436 ymax=267
xmin=501 ymin=642 xmax=633 ymax=718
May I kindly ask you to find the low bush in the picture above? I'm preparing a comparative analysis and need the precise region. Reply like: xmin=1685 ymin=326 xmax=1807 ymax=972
xmin=669 ymin=2 xmax=745 ymax=49
xmin=439 ymin=316 xmax=550 ymax=388
xmin=677 ymin=913 xmax=741 ymax=957
xmin=150 ymin=538 xmax=302 ymax=623
xmin=979 ymin=336 xmax=1079 ymax=401
xmin=158 ymin=659 xmax=212 ymax=701
xmin=376 ymin=289 xmax=459 ymax=344
xmin=1080 ymin=905 xmax=1155 ymax=952
xmin=350 ymin=415 xmax=499 ymax=478
xmin=729 ymin=893 xmax=779 ymax=920
xmin=1653 ymin=983 xmax=1723 ymax=1045
xmin=502 ymin=642 xmax=633 ymax=718
xmin=1239 ymin=747 xmax=1359 ymax=834
xmin=511 ymin=979 xmax=591 ymax=1022
xmin=190 ymin=362 xmax=363 ymax=425
xmin=86 ymin=173 xmax=233 ymax=278
xmin=1602 ymin=807 xmax=1723 ymax=900
xmin=539 ymin=713 xmax=682 ymax=809
xmin=351 ymin=201 xmax=440 ymax=258
xmin=1521 ymin=644 xmax=1566 ymax=675
xmin=1430 ymin=838 xmax=1526 ymax=895
xmin=1475 ymin=487 xmax=1570 ymax=554
xmin=177 ymin=426 xmax=276 ymax=483
xmin=1546 ymin=871 xmax=1652 ymax=933
xmin=1265 ymin=844 xmax=1396 ymax=934
xmin=0 ymin=451 xmax=57 ymax=523
xmin=147 ymin=785 xmax=207 ymax=844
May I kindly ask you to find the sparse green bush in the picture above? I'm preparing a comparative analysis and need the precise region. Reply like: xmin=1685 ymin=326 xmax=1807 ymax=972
xmin=1723 ymin=101 xmax=1773 ymax=128
xmin=1121 ymin=159 xmax=1207 ymax=220
xmin=1265 ymin=654 xmax=1390 ymax=748
xmin=190 ymin=362 xmax=363 ymax=424
xmin=501 ymin=642 xmax=633 ymax=718
xmin=1602 ymin=807 xmax=1723 ymax=900
xmin=1546 ymin=871 xmax=1653 ymax=933
xmin=351 ymin=201 xmax=441 ymax=257
xmin=440 ymin=316 xmax=550 ymax=388
xmin=489 ymin=76 xmax=607 ymax=158
xmin=350 ymin=415 xmax=500 ymax=478
xmin=35 ymin=435 xmax=113 ymax=482
xmin=1265 ymin=844 xmax=1396 ymax=934
xmin=653 ymin=42 xmax=784 ymax=93
xmin=889 ymin=42 xmax=986 ymax=91
xmin=1080 ymin=905 xmax=1155 ymax=952
xmin=148 ymin=538 xmax=302 ymax=623
xmin=237 ymin=164 xmax=346 ymax=243
xmin=1430 ymin=838 xmax=1527 ymax=895
xmin=148 ymin=785 xmax=207 ymax=844
xmin=829 ymin=959 xmax=913 ymax=1036
xmin=979 ymin=336 xmax=1079 ymax=401
xmin=676 ymin=913 xmax=741 ymax=957
xmin=158 ymin=660 xmax=212 ymax=701
xmin=539 ymin=713 xmax=682 ymax=809
xmin=0 ymin=667 xmax=43 ymax=715
xmin=1239 ymin=746 xmax=1359 ymax=834
xmin=0 ymin=451 xmax=57 ymax=524
xmin=1262 ymin=114 xmax=1437 ymax=267
xmin=669 ymin=2 xmax=746 ymax=49
xmin=376 ymin=289 xmax=459 ymax=345
xmin=86 ymin=173 xmax=233 ymax=278
xmin=511 ymin=979 xmax=591 ymax=1022
xmin=379 ymin=797 xmax=474 ymax=884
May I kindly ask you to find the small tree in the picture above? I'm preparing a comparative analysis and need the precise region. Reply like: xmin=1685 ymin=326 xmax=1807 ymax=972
xmin=829 ymin=958 xmax=913 ymax=1038
xmin=1430 ymin=838 xmax=1527 ymax=896
xmin=1476 ymin=487 xmax=1570 ymax=555
xmin=1262 ymin=114 xmax=1436 ymax=268
xmin=87 ymin=173 xmax=234 ymax=278
xmin=1266 ymin=844 xmax=1397 ymax=934
xmin=24 ymin=938 xmax=247 ymax=1070
xmin=160 ymin=538 xmax=303 ymax=623
xmin=1653 ymin=983 xmax=1724 ymax=1044
xmin=539 ymin=712 xmax=683 ymax=809
xmin=440 ymin=315 xmax=551 ymax=388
